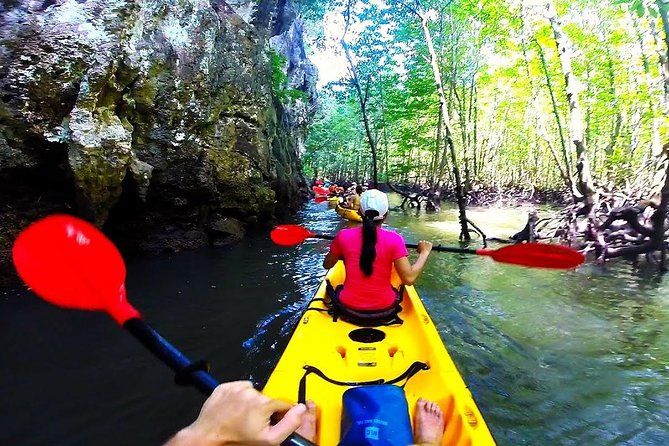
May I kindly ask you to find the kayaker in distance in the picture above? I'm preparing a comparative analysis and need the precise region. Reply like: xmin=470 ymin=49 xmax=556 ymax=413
xmin=328 ymin=182 xmax=340 ymax=195
xmin=164 ymin=381 xmax=446 ymax=445
xmin=323 ymin=189 xmax=433 ymax=311
xmin=342 ymin=184 xmax=363 ymax=210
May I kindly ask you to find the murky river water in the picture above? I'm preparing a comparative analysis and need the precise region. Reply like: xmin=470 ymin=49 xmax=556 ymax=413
xmin=1 ymin=195 xmax=668 ymax=445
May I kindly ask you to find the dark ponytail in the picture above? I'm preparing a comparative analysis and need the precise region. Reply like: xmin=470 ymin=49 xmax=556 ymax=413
xmin=360 ymin=210 xmax=379 ymax=276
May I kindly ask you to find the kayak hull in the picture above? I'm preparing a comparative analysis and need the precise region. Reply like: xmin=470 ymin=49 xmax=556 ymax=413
xmin=263 ymin=262 xmax=496 ymax=446
xmin=313 ymin=186 xmax=329 ymax=197
xmin=335 ymin=204 xmax=363 ymax=223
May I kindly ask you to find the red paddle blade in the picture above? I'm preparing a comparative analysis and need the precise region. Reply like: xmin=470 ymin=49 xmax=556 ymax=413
xmin=478 ymin=243 xmax=584 ymax=269
xmin=270 ymin=224 xmax=316 ymax=246
xmin=314 ymin=196 xmax=328 ymax=203
xmin=12 ymin=215 xmax=140 ymax=324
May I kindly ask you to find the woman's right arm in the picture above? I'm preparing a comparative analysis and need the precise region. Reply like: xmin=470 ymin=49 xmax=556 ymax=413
xmin=394 ymin=240 xmax=432 ymax=286
xmin=323 ymin=248 xmax=340 ymax=269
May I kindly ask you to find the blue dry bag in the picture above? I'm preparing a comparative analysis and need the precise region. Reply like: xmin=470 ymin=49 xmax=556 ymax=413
xmin=339 ymin=384 xmax=414 ymax=446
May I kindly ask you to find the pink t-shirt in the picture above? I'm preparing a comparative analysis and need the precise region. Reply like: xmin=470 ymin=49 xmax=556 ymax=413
xmin=329 ymin=227 xmax=409 ymax=310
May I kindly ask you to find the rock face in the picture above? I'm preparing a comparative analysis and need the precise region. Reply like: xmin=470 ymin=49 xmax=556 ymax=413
xmin=0 ymin=0 xmax=317 ymax=285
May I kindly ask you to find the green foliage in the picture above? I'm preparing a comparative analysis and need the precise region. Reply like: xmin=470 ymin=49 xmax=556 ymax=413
xmin=302 ymin=0 xmax=669 ymax=192
xmin=303 ymin=92 xmax=367 ymax=180
xmin=268 ymin=49 xmax=308 ymax=105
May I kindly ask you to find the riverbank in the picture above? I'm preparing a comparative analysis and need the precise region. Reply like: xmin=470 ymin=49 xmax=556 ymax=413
xmin=380 ymin=182 xmax=570 ymax=213
xmin=0 ymin=184 xmax=565 ymax=287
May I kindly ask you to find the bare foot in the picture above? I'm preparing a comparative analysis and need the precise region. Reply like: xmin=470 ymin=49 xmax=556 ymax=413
xmin=414 ymin=398 xmax=445 ymax=446
xmin=295 ymin=400 xmax=317 ymax=442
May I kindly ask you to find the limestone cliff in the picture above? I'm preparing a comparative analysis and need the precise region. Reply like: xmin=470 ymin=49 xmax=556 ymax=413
xmin=0 ymin=0 xmax=317 ymax=285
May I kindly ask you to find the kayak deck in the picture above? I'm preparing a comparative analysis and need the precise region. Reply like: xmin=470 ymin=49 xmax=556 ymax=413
xmin=263 ymin=262 xmax=496 ymax=445
xmin=335 ymin=204 xmax=363 ymax=222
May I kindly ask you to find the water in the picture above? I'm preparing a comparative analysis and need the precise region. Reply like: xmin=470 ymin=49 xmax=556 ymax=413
xmin=1 ymin=195 xmax=668 ymax=445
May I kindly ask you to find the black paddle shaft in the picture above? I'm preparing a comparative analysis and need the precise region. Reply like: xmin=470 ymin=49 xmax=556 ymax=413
xmin=124 ymin=318 xmax=219 ymax=394
xmin=312 ymin=233 xmax=478 ymax=255
xmin=123 ymin=319 xmax=313 ymax=446
xmin=414 ymin=244 xmax=478 ymax=254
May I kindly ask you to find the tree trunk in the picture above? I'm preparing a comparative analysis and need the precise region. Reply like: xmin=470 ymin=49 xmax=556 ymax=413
xmin=535 ymin=37 xmax=573 ymax=192
xmin=415 ymin=5 xmax=470 ymax=240
xmin=341 ymin=6 xmax=379 ymax=188
xmin=631 ymin=9 xmax=662 ymax=159
xmin=655 ymin=0 xmax=669 ymax=111
xmin=378 ymin=79 xmax=391 ymax=183
xmin=545 ymin=0 xmax=597 ymax=212
xmin=518 ymin=5 xmax=569 ymax=188
xmin=601 ymin=46 xmax=622 ymax=156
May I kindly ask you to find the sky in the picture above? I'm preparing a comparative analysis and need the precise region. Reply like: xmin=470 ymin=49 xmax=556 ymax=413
xmin=309 ymin=5 xmax=406 ymax=89
xmin=310 ymin=10 xmax=350 ymax=88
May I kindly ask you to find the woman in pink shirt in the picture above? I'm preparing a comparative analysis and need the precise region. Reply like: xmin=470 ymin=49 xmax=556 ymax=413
xmin=323 ymin=189 xmax=433 ymax=311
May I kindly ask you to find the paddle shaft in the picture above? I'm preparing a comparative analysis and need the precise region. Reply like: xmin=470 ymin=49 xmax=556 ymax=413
xmin=123 ymin=319 xmax=313 ymax=446
xmin=310 ymin=233 xmax=479 ymax=255
xmin=124 ymin=319 xmax=219 ymax=394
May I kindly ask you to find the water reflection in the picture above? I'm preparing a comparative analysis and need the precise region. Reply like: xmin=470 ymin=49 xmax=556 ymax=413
xmin=257 ymin=197 xmax=669 ymax=445
xmin=1 ymin=195 xmax=668 ymax=445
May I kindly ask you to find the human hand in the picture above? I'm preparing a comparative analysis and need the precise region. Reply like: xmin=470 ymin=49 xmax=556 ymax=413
xmin=417 ymin=240 xmax=433 ymax=255
xmin=173 ymin=381 xmax=306 ymax=446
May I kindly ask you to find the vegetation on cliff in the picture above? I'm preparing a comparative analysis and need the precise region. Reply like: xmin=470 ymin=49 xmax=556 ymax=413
xmin=0 ymin=0 xmax=318 ymax=285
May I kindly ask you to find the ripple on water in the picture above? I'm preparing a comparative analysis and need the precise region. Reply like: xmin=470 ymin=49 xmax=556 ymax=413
xmin=7 ymin=197 xmax=669 ymax=445
xmin=250 ymin=197 xmax=669 ymax=445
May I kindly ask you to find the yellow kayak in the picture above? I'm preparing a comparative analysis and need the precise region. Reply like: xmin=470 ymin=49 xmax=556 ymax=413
xmin=335 ymin=204 xmax=363 ymax=223
xmin=328 ymin=196 xmax=341 ymax=204
xmin=263 ymin=262 xmax=496 ymax=445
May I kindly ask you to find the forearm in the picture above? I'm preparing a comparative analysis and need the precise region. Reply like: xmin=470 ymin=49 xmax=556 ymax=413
xmin=323 ymin=251 xmax=339 ymax=269
xmin=405 ymin=253 xmax=430 ymax=284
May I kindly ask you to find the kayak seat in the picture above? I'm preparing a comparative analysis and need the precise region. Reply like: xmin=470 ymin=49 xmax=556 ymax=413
xmin=318 ymin=280 xmax=404 ymax=327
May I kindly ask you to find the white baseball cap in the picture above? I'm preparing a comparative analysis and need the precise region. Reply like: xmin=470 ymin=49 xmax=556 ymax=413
xmin=360 ymin=189 xmax=389 ymax=220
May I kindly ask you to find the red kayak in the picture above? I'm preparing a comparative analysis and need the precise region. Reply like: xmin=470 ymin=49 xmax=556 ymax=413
xmin=313 ymin=185 xmax=329 ymax=197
